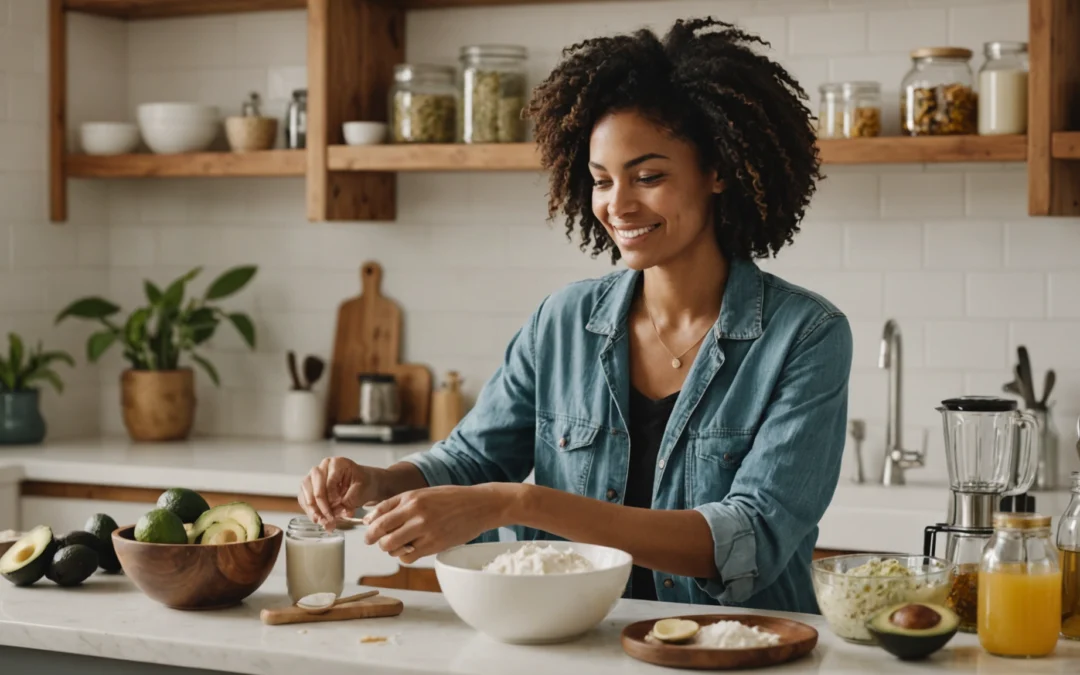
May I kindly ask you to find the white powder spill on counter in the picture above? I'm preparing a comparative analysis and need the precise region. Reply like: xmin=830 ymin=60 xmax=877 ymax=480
xmin=692 ymin=621 xmax=781 ymax=649
xmin=482 ymin=542 xmax=594 ymax=575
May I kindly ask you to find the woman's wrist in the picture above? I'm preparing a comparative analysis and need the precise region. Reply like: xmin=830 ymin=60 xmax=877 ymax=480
xmin=486 ymin=482 xmax=529 ymax=530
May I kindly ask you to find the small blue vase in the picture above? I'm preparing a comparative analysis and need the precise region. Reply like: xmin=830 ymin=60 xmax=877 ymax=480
xmin=0 ymin=390 xmax=47 ymax=445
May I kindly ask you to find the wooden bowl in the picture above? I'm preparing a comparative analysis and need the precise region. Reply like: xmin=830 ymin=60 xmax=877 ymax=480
xmin=112 ymin=524 xmax=282 ymax=610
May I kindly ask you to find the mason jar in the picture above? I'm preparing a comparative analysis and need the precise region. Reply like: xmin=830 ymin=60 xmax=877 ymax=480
xmin=389 ymin=64 xmax=458 ymax=144
xmin=284 ymin=89 xmax=307 ymax=149
xmin=819 ymin=82 xmax=882 ymax=139
xmin=285 ymin=516 xmax=345 ymax=603
xmin=901 ymin=47 xmax=977 ymax=135
xmin=459 ymin=45 xmax=528 ymax=143
xmin=978 ymin=512 xmax=1062 ymax=657
xmin=1058 ymin=471 xmax=1080 ymax=640
xmin=978 ymin=41 xmax=1028 ymax=135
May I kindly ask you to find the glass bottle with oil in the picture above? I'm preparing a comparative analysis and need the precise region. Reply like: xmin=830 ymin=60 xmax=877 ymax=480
xmin=1058 ymin=470 xmax=1080 ymax=640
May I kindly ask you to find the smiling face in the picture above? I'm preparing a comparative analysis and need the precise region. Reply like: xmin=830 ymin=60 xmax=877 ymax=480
xmin=588 ymin=110 xmax=725 ymax=271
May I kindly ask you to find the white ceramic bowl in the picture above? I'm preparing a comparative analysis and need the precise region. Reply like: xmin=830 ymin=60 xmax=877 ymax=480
xmin=343 ymin=121 xmax=388 ymax=146
xmin=137 ymin=103 xmax=220 ymax=154
xmin=434 ymin=541 xmax=632 ymax=644
xmin=79 ymin=122 xmax=140 ymax=155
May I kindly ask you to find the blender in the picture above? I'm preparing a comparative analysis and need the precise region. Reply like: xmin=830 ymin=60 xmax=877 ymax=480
xmin=923 ymin=396 xmax=1038 ymax=632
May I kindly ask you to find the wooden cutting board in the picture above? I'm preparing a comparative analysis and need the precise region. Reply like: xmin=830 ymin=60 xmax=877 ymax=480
xmin=387 ymin=362 xmax=432 ymax=428
xmin=260 ymin=595 xmax=404 ymax=626
xmin=326 ymin=262 xmax=402 ymax=432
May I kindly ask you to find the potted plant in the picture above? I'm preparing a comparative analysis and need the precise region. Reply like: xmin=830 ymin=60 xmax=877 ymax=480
xmin=0 ymin=334 xmax=75 ymax=444
xmin=56 ymin=266 xmax=258 ymax=442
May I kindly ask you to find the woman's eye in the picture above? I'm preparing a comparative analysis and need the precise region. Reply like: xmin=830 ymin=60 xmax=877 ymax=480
xmin=592 ymin=178 xmax=612 ymax=188
xmin=639 ymin=174 xmax=664 ymax=184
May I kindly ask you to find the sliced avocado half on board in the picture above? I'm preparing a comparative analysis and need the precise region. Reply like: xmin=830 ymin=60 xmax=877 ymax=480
xmin=0 ymin=526 xmax=58 ymax=587
xmin=190 ymin=502 xmax=262 ymax=543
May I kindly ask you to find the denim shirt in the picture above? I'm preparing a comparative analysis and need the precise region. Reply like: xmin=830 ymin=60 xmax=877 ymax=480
xmin=404 ymin=257 xmax=853 ymax=613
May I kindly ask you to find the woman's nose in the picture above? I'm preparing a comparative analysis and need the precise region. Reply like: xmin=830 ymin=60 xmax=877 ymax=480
xmin=607 ymin=181 xmax=638 ymax=219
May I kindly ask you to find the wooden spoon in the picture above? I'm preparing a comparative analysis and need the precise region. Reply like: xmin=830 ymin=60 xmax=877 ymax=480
xmin=296 ymin=589 xmax=380 ymax=615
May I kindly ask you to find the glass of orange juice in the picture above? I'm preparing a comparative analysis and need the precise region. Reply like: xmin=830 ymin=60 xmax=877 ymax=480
xmin=978 ymin=512 xmax=1061 ymax=658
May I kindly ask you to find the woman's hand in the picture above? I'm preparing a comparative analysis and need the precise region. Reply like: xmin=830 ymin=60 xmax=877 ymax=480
xmin=298 ymin=457 xmax=380 ymax=530
xmin=362 ymin=484 xmax=517 ymax=564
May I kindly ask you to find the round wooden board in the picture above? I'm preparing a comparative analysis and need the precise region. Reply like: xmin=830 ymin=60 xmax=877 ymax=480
xmin=621 ymin=614 xmax=818 ymax=670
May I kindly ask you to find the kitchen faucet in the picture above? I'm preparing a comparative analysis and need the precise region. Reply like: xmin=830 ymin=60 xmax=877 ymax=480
xmin=879 ymin=319 xmax=926 ymax=485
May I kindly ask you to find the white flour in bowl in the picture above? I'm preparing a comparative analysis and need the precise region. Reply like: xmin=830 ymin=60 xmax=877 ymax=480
xmin=482 ymin=543 xmax=595 ymax=575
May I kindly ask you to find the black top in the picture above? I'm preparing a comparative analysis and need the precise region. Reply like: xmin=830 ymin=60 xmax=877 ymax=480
xmin=625 ymin=385 xmax=680 ymax=601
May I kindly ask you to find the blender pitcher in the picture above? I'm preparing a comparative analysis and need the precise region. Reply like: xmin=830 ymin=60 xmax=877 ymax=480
xmin=938 ymin=396 xmax=1039 ymax=500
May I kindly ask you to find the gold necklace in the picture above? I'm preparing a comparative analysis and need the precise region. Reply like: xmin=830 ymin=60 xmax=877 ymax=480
xmin=641 ymin=295 xmax=713 ymax=369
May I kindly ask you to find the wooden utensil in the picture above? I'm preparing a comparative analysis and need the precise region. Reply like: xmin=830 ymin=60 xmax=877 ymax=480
xmin=261 ymin=594 xmax=404 ymax=626
xmin=1040 ymin=369 xmax=1056 ymax=408
xmin=303 ymin=355 xmax=325 ymax=390
xmin=326 ymin=262 xmax=402 ymax=433
xmin=1017 ymin=346 xmax=1036 ymax=409
xmin=298 ymin=589 xmax=379 ymax=614
xmin=621 ymin=614 xmax=818 ymax=670
xmin=112 ymin=525 xmax=282 ymax=610
xmin=430 ymin=371 xmax=465 ymax=441
xmin=287 ymin=351 xmax=303 ymax=390
xmin=387 ymin=362 xmax=432 ymax=428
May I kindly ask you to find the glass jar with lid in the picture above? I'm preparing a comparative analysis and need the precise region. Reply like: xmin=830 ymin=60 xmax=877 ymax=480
xmin=389 ymin=64 xmax=458 ymax=144
xmin=978 ymin=512 xmax=1062 ymax=658
xmin=285 ymin=516 xmax=345 ymax=603
xmin=978 ymin=41 xmax=1028 ymax=135
xmin=459 ymin=45 xmax=528 ymax=143
xmin=1059 ymin=470 xmax=1080 ymax=640
xmin=901 ymin=47 xmax=978 ymax=135
xmin=818 ymin=82 xmax=882 ymax=139
xmin=943 ymin=531 xmax=989 ymax=633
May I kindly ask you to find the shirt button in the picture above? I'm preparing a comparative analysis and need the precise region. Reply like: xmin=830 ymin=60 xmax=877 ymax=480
xmin=663 ymin=579 xmax=674 ymax=589
xmin=658 ymin=458 xmax=666 ymax=469
xmin=606 ymin=488 xmax=618 ymax=500
xmin=558 ymin=437 xmax=567 ymax=448
xmin=723 ymin=453 xmax=731 ymax=461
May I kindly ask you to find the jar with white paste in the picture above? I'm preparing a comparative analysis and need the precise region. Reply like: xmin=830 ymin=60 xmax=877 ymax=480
xmin=286 ymin=516 xmax=344 ymax=603
xmin=978 ymin=41 xmax=1028 ymax=135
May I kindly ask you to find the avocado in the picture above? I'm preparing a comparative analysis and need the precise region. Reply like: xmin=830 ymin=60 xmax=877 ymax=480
xmin=156 ymin=488 xmax=210 ymax=524
xmin=190 ymin=502 xmax=262 ymax=542
xmin=84 ymin=514 xmax=122 ymax=573
xmin=0 ymin=526 xmax=57 ymax=587
xmin=57 ymin=530 xmax=103 ymax=555
xmin=135 ymin=508 xmax=188 ymax=545
xmin=200 ymin=518 xmax=247 ymax=545
xmin=45 ymin=544 xmax=99 ymax=587
xmin=867 ymin=602 xmax=959 ymax=660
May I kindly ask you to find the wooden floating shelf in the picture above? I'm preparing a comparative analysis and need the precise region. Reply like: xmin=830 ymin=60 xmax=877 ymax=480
xmin=1052 ymin=132 xmax=1080 ymax=159
xmin=818 ymin=135 xmax=1026 ymax=164
xmin=66 ymin=150 xmax=306 ymax=178
xmin=63 ymin=0 xmax=306 ymax=19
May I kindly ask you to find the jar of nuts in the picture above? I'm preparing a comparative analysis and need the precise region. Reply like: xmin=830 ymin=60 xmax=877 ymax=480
xmin=901 ymin=47 xmax=977 ymax=135
xmin=459 ymin=45 xmax=528 ymax=143
xmin=817 ymin=82 xmax=882 ymax=138
xmin=389 ymin=64 xmax=458 ymax=144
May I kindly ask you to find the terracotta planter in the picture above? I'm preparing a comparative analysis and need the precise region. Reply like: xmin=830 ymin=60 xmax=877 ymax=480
xmin=121 ymin=369 xmax=195 ymax=442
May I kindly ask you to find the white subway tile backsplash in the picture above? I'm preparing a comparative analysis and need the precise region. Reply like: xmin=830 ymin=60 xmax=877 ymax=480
xmin=966 ymin=272 xmax=1044 ymax=318
xmin=735 ymin=15 xmax=787 ymax=55
xmin=850 ymin=318 xmax=925 ymax=369
xmin=77 ymin=226 xmax=108 ymax=267
xmin=948 ymin=3 xmax=1027 ymax=62
xmin=234 ymin=13 xmax=305 ymax=67
xmin=881 ymin=173 xmax=964 ymax=218
xmin=885 ymin=272 xmax=964 ymax=318
xmin=109 ymin=227 xmax=157 ymax=267
xmin=0 ymin=73 xmax=6 ymax=120
xmin=925 ymin=320 xmax=1008 ymax=368
xmin=0 ymin=171 xmax=44 ymax=221
xmin=925 ymin=220 xmax=1003 ymax=269
xmin=1005 ymin=220 xmax=1080 ymax=269
xmin=965 ymin=170 xmax=1028 ymax=218
xmin=780 ymin=270 xmax=883 ymax=317
xmin=0 ymin=270 xmax=46 ymax=312
xmin=845 ymin=222 xmax=923 ymax=269
xmin=1048 ymin=273 xmax=1080 ymax=319
xmin=157 ymin=226 xmax=223 ymax=267
xmin=790 ymin=12 xmax=866 ymax=55
xmin=782 ymin=57 xmax=830 ymax=107
xmin=10 ymin=224 xmax=78 ymax=268
xmin=1010 ymin=322 xmax=1080 ymax=370
xmin=903 ymin=370 xmax=966 ymax=429
xmin=868 ymin=8 xmax=946 ymax=52
xmin=806 ymin=170 xmax=880 ymax=220
xmin=128 ymin=18 xmax=236 ymax=71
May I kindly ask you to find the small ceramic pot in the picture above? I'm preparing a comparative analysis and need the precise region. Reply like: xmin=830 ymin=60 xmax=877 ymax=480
xmin=0 ymin=390 xmax=47 ymax=445
xmin=283 ymin=390 xmax=323 ymax=442
xmin=121 ymin=369 xmax=195 ymax=442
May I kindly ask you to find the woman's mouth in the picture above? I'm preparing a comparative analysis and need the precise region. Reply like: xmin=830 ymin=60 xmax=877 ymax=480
xmin=613 ymin=223 xmax=661 ymax=244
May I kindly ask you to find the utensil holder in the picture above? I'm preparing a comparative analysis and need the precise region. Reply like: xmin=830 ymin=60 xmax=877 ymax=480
xmin=283 ymin=390 xmax=323 ymax=442
xmin=1032 ymin=407 xmax=1059 ymax=490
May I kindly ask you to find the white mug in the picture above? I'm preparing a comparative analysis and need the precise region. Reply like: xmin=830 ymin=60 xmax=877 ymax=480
xmin=282 ymin=391 xmax=323 ymax=442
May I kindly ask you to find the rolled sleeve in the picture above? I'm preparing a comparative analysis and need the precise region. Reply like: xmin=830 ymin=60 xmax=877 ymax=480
xmin=693 ymin=501 xmax=756 ymax=602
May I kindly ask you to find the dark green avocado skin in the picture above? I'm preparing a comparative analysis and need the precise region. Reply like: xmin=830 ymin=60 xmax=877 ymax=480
xmin=84 ymin=514 xmax=122 ymax=574
xmin=58 ymin=530 xmax=103 ymax=554
xmin=866 ymin=603 xmax=959 ymax=660
xmin=45 ymin=544 xmax=99 ymax=587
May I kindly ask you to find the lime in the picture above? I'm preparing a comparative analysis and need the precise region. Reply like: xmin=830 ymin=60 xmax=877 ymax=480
xmin=134 ymin=508 xmax=188 ymax=545
xmin=156 ymin=488 xmax=210 ymax=524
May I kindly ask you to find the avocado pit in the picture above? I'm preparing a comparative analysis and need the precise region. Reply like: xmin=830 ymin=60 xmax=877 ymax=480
xmin=889 ymin=604 xmax=941 ymax=631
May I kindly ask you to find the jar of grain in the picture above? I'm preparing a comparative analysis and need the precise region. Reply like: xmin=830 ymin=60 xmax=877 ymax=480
xmin=459 ymin=45 xmax=528 ymax=143
xmin=389 ymin=64 xmax=457 ymax=144
xmin=978 ymin=41 xmax=1028 ymax=135
xmin=818 ymin=81 xmax=881 ymax=138
xmin=901 ymin=47 xmax=978 ymax=135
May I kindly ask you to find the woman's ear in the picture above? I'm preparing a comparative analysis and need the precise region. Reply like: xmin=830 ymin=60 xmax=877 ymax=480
xmin=711 ymin=177 xmax=726 ymax=194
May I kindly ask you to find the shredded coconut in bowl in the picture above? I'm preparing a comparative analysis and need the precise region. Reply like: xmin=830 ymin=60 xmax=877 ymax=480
xmin=693 ymin=621 xmax=781 ymax=649
xmin=481 ymin=542 xmax=595 ymax=575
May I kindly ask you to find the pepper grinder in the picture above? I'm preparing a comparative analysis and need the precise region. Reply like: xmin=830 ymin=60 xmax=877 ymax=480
xmin=429 ymin=371 xmax=464 ymax=442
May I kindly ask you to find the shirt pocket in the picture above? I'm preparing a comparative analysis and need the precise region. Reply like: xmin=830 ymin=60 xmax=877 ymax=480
xmin=535 ymin=413 xmax=601 ymax=495
xmin=686 ymin=431 xmax=754 ymax=507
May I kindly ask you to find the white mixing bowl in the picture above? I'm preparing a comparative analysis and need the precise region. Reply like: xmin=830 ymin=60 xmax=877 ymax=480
xmin=137 ymin=103 xmax=220 ymax=154
xmin=79 ymin=122 xmax=140 ymax=155
xmin=435 ymin=541 xmax=632 ymax=644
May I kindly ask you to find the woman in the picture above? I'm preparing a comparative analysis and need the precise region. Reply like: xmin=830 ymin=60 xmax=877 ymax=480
xmin=299 ymin=17 xmax=852 ymax=614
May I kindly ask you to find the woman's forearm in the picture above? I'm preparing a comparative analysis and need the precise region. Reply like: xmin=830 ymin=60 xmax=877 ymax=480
xmin=503 ymin=483 xmax=718 ymax=580
xmin=375 ymin=462 xmax=430 ymax=501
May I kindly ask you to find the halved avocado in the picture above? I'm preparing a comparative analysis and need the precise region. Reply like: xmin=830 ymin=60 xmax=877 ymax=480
xmin=0 ymin=526 xmax=57 ymax=587
xmin=200 ymin=519 xmax=247 ymax=545
xmin=45 ymin=544 xmax=99 ymax=587
xmin=867 ymin=602 xmax=959 ymax=660
xmin=190 ymin=502 xmax=262 ymax=542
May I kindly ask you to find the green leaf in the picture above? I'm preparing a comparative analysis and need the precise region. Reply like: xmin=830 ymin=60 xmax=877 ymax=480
xmin=161 ymin=268 xmax=202 ymax=310
xmin=37 ymin=350 xmax=75 ymax=368
xmin=8 ymin=333 xmax=23 ymax=377
xmin=125 ymin=308 xmax=151 ymax=347
xmin=205 ymin=266 xmax=257 ymax=301
xmin=55 ymin=297 xmax=121 ymax=323
xmin=190 ymin=353 xmax=220 ymax=387
xmin=226 ymin=313 xmax=256 ymax=349
xmin=26 ymin=369 xmax=64 ymax=394
xmin=145 ymin=281 xmax=163 ymax=305
xmin=87 ymin=330 xmax=118 ymax=363
xmin=187 ymin=307 xmax=218 ymax=345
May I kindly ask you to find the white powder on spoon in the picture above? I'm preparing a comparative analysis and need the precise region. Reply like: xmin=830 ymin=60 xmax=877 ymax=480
xmin=692 ymin=621 xmax=781 ymax=649
xmin=482 ymin=543 xmax=594 ymax=575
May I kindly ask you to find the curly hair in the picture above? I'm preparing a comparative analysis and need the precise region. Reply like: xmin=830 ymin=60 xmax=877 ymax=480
xmin=524 ymin=17 xmax=822 ymax=263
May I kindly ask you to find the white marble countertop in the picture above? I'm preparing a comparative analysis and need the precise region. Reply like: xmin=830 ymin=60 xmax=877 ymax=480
xmin=1 ymin=574 xmax=1077 ymax=674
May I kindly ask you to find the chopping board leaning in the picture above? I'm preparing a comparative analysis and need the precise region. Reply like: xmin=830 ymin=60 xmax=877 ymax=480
xmin=326 ymin=261 xmax=402 ymax=433
xmin=261 ymin=595 xmax=404 ymax=625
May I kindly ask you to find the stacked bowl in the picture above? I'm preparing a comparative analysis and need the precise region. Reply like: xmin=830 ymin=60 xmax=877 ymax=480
xmin=137 ymin=103 xmax=220 ymax=154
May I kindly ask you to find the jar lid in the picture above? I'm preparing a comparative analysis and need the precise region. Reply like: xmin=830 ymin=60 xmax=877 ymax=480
xmin=911 ymin=46 xmax=973 ymax=60
xmin=292 ymin=88 xmax=307 ymax=98
xmin=393 ymin=63 xmax=456 ymax=83
xmin=358 ymin=373 xmax=396 ymax=383
xmin=984 ymin=40 xmax=1028 ymax=53
xmin=993 ymin=512 xmax=1051 ymax=529
xmin=819 ymin=81 xmax=880 ymax=94
xmin=459 ymin=44 xmax=528 ymax=60
xmin=940 ymin=396 xmax=1017 ymax=412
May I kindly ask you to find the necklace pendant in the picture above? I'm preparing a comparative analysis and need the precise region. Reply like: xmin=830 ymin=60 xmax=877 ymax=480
xmin=671 ymin=357 xmax=682 ymax=369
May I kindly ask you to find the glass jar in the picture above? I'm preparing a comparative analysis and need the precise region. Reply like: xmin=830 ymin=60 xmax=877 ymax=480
xmin=1058 ymin=471 xmax=1080 ymax=640
xmin=284 ymin=89 xmax=307 ymax=149
xmin=818 ymin=82 xmax=882 ymax=139
xmin=978 ymin=41 xmax=1028 ymax=135
xmin=459 ymin=45 xmax=528 ymax=143
xmin=285 ymin=516 xmax=345 ymax=603
xmin=389 ymin=64 xmax=458 ymax=144
xmin=978 ymin=512 xmax=1062 ymax=658
xmin=944 ymin=531 xmax=991 ymax=633
xmin=901 ymin=47 xmax=978 ymax=136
